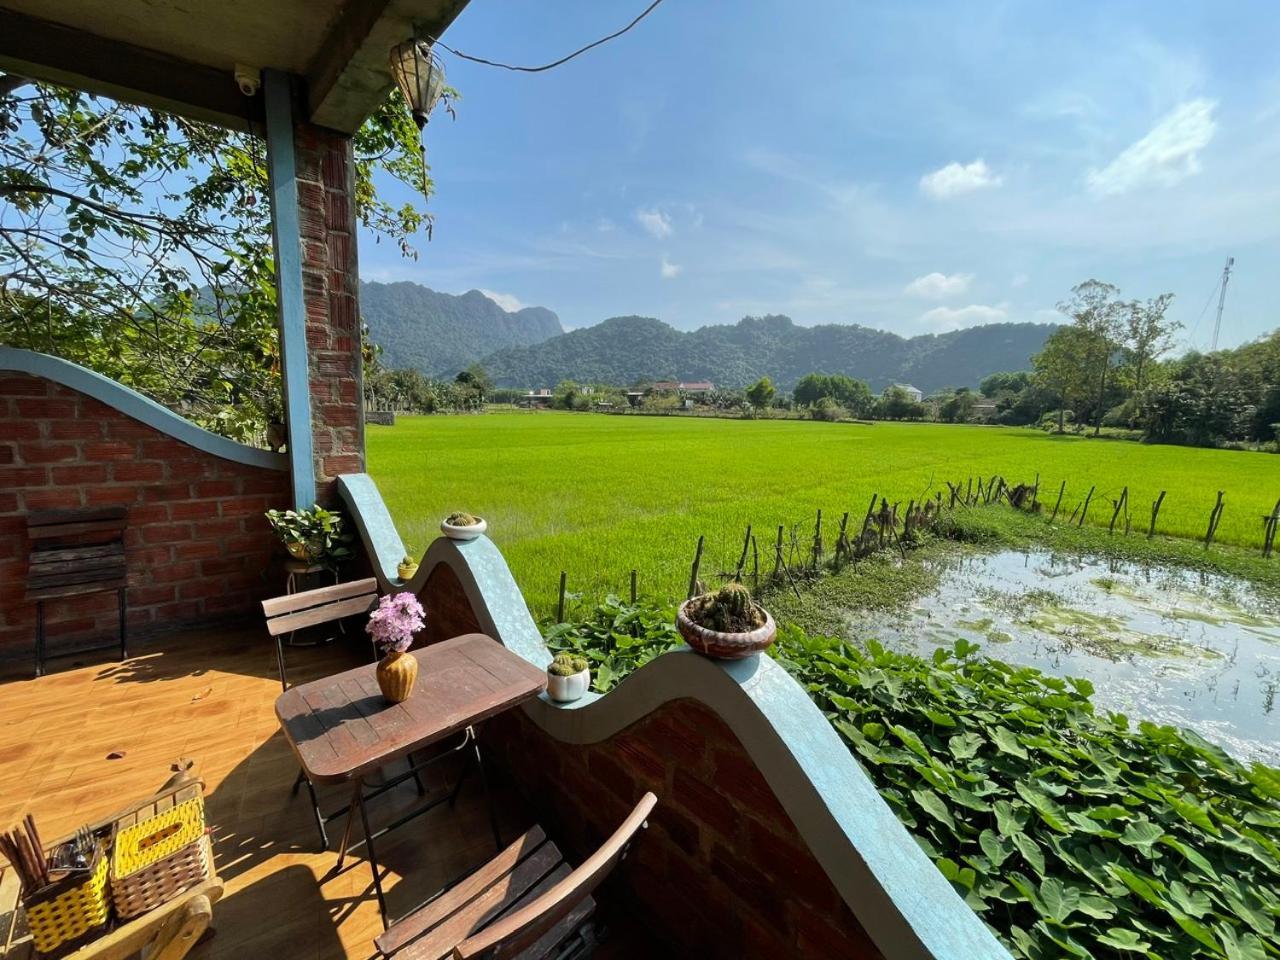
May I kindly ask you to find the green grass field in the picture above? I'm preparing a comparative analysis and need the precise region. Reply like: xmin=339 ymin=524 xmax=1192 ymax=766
xmin=367 ymin=413 xmax=1279 ymax=616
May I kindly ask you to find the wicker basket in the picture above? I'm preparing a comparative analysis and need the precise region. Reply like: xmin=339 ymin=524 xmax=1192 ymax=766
xmin=109 ymin=782 xmax=211 ymax=921
xmin=23 ymin=842 xmax=110 ymax=960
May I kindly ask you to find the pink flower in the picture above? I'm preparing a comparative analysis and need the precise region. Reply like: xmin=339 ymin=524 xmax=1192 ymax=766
xmin=366 ymin=592 xmax=425 ymax=655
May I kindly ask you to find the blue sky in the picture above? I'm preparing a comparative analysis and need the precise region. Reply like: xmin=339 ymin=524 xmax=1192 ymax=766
xmin=359 ymin=0 xmax=1280 ymax=350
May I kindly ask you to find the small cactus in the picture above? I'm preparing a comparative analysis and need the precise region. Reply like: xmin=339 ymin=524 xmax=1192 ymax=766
xmin=445 ymin=511 xmax=480 ymax=526
xmin=548 ymin=652 xmax=588 ymax=677
xmin=688 ymin=582 xmax=766 ymax=633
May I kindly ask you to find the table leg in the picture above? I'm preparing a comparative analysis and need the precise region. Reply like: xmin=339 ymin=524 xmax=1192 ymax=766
xmin=333 ymin=781 xmax=361 ymax=872
xmin=355 ymin=782 xmax=390 ymax=928
xmin=302 ymin=774 xmax=328 ymax=852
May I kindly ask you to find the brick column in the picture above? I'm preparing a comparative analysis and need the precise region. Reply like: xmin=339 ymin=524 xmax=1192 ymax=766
xmin=293 ymin=121 xmax=364 ymax=505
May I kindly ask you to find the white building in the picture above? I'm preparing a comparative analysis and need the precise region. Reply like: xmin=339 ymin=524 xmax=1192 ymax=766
xmin=885 ymin=383 xmax=924 ymax=403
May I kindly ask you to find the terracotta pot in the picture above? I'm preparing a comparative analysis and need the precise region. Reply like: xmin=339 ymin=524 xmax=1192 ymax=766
xmin=376 ymin=651 xmax=418 ymax=703
xmin=440 ymin=517 xmax=487 ymax=541
xmin=676 ymin=601 xmax=777 ymax=660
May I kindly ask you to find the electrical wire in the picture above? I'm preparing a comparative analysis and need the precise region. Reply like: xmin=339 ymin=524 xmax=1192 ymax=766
xmin=434 ymin=0 xmax=665 ymax=73
xmin=1182 ymin=272 xmax=1224 ymax=351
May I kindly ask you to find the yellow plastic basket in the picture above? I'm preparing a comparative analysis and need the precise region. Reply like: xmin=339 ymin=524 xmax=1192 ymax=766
xmin=24 ymin=843 xmax=110 ymax=959
xmin=111 ymin=793 xmax=204 ymax=879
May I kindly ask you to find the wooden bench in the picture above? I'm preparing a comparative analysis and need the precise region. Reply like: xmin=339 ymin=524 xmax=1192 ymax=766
xmin=374 ymin=793 xmax=655 ymax=960
xmin=261 ymin=577 xmax=379 ymax=690
xmin=25 ymin=507 xmax=129 ymax=678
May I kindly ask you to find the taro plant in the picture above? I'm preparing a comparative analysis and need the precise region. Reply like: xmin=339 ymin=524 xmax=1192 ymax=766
xmin=264 ymin=505 xmax=353 ymax=570
xmin=547 ymin=598 xmax=1280 ymax=959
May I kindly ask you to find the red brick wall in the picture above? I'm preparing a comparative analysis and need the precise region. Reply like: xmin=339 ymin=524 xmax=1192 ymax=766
xmin=0 ymin=373 xmax=291 ymax=664
xmin=294 ymin=120 xmax=363 ymax=505
xmin=484 ymin=699 xmax=884 ymax=960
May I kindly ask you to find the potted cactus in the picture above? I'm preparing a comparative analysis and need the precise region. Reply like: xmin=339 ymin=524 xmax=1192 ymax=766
xmin=440 ymin=511 xmax=487 ymax=541
xmin=546 ymin=652 xmax=590 ymax=703
xmin=397 ymin=543 xmax=419 ymax=581
xmin=677 ymin=582 xmax=776 ymax=660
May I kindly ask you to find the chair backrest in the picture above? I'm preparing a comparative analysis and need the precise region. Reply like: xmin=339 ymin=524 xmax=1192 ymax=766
xmin=261 ymin=578 xmax=379 ymax=637
xmin=452 ymin=792 xmax=657 ymax=960
xmin=25 ymin=507 xmax=128 ymax=600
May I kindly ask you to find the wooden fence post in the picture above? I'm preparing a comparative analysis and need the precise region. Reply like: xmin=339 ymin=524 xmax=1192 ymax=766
xmin=772 ymin=525 xmax=785 ymax=578
xmin=557 ymin=571 xmax=567 ymax=622
xmin=1077 ymin=485 xmax=1095 ymax=528
xmin=1109 ymin=487 xmax=1128 ymax=534
xmin=1148 ymin=490 xmax=1166 ymax=539
xmin=1204 ymin=491 xmax=1225 ymax=550
xmin=1262 ymin=497 xmax=1280 ymax=558
xmin=734 ymin=525 xmax=753 ymax=582
xmin=811 ymin=510 xmax=824 ymax=570
xmin=630 ymin=569 xmax=638 ymax=604
xmin=1051 ymin=480 xmax=1066 ymax=522
xmin=687 ymin=535 xmax=705 ymax=599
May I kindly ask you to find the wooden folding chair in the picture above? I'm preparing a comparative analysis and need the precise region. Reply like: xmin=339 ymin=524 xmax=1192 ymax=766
xmin=261 ymin=578 xmax=379 ymax=690
xmin=374 ymin=793 xmax=656 ymax=960
xmin=25 ymin=507 xmax=129 ymax=677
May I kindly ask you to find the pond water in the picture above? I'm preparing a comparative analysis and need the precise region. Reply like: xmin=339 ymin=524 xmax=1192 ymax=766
xmin=848 ymin=550 xmax=1280 ymax=766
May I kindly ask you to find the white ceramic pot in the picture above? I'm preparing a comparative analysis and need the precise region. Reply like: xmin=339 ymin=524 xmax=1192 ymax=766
xmin=546 ymin=667 xmax=590 ymax=703
xmin=440 ymin=517 xmax=487 ymax=541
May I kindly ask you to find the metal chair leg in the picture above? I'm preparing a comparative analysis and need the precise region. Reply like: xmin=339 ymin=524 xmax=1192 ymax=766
xmin=118 ymin=587 xmax=128 ymax=661
xmin=34 ymin=600 xmax=45 ymax=679
xmin=276 ymin=636 xmax=289 ymax=691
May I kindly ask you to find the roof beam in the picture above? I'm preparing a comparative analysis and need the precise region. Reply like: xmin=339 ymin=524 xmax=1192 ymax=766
xmin=0 ymin=7 xmax=263 ymax=130
xmin=306 ymin=0 xmax=469 ymax=133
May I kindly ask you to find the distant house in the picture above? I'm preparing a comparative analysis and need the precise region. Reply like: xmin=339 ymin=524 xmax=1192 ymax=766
xmin=649 ymin=380 xmax=715 ymax=394
xmin=521 ymin=387 xmax=553 ymax=408
xmin=885 ymin=382 xmax=923 ymax=403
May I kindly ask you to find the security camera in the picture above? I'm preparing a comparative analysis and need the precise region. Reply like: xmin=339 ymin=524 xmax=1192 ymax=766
xmin=234 ymin=64 xmax=261 ymax=97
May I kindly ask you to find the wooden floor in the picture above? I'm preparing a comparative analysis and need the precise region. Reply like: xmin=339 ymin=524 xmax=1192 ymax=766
xmin=0 ymin=626 xmax=657 ymax=959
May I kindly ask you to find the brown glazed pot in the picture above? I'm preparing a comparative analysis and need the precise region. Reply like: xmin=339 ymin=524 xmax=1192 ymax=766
xmin=676 ymin=601 xmax=777 ymax=660
xmin=376 ymin=650 xmax=418 ymax=703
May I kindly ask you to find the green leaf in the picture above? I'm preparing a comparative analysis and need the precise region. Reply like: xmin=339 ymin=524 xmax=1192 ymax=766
xmin=947 ymin=731 xmax=984 ymax=760
xmin=1106 ymin=865 xmax=1166 ymax=910
xmin=1097 ymin=928 xmax=1151 ymax=952
xmin=994 ymin=800 xmax=1029 ymax=837
xmin=1039 ymin=876 xmax=1080 ymax=923
xmin=1167 ymin=881 xmax=1211 ymax=919
xmin=1015 ymin=781 xmax=1071 ymax=833
xmin=1119 ymin=819 xmax=1164 ymax=855
xmin=1013 ymin=833 xmax=1045 ymax=876
xmin=1167 ymin=792 xmax=1219 ymax=835
xmin=911 ymin=788 xmax=956 ymax=831
xmin=979 ymin=829 xmax=1013 ymax=868
xmin=992 ymin=725 xmax=1029 ymax=759
xmin=1171 ymin=911 xmax=1221 ymax=953
xmin=1216 ymin=923 xmax=1267 ymax=960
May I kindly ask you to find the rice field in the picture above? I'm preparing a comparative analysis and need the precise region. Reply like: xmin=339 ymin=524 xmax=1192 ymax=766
xmin=367 ymin=412 xmax=1280 ymax=617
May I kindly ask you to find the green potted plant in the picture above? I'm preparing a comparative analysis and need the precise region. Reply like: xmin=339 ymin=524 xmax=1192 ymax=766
xmin=677 ymin=583 xmax=776 ymax=660
xmin=397 ymin=542 xmax=419 ymax=581
xmin=440 ymin=510 xmax=487 ymax=541
xmin=264 ymin=506 xmax=353 ymax=569
xmin=546 ymin=652 xmax=590 ymax=703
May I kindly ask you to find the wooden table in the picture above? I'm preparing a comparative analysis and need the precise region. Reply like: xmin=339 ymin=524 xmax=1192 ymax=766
xmin=275 ymin=633 xmax=547 ymax=926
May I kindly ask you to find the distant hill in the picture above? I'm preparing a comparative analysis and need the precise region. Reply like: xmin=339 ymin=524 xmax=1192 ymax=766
xmin=479 ymin=314 xmax=1057 ymax=393
xmin=360 ymin=281 xmax=562 ymax=376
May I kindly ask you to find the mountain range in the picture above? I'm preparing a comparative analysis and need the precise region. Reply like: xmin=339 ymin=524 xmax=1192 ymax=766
xmin=359 ymin=281 xmax=1056 ymax=393
xmin=361 ymin=281 xmax=563 ymax=375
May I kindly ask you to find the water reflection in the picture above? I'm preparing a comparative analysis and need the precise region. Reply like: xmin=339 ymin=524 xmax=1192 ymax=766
xmin=848 ymin=550 xmax=1280 ymax=765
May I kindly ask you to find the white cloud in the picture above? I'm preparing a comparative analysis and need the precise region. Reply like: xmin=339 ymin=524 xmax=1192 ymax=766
xmin=904 ymin=271 xmax=973 ymax=299
xmin=477 ymin=289 xmax=526 ymax=312
xmin=1087 ymin=98 xmax=1216 ymax=195
xmin=1011 ymin=272 xmax=1030 ymax=288
xmin=918 ymin=303 xmax=1008 ymax=331
xmin=660 ymin=256 xmax=682 ymax=279
xmin=636 ymin=208 xmax=673 ymax=238
xmin=919 ymin=159 xmax=1002 ymax=199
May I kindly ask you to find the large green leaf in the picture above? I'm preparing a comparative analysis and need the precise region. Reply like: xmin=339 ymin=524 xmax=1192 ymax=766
xmin=911 ymin=787 xmax=956 ymax=831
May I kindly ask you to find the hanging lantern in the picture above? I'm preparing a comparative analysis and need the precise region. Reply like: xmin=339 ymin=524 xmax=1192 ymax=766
xmin=389 ymin=38 xmax=447 ymax=130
